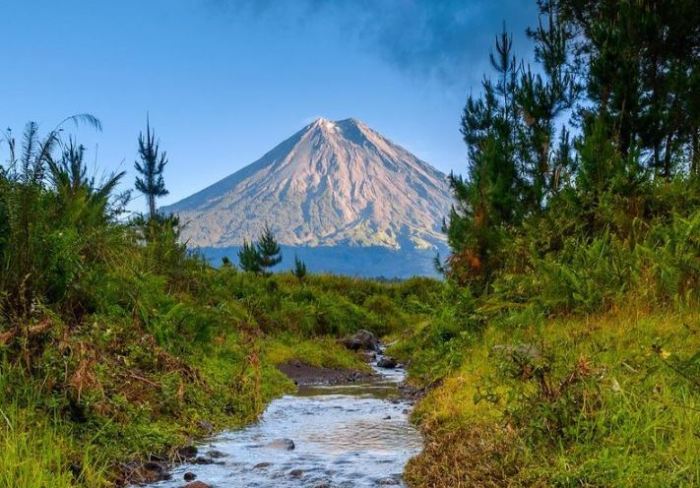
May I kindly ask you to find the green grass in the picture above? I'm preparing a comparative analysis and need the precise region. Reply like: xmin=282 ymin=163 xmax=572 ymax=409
xmin=263 ymin=334 xmax=371 ymax=371
xmin=0 ymin=368 xmax=107 ymax=488
xmin=0 ymin=411 xmax=103 ymax=488
xmin=4 ymin=115 xmax=699 ymax=487
xmin=401 ymin=307 xmax=700 ymax=487
xmin=0 ymin=266 xmax=435 ymax=487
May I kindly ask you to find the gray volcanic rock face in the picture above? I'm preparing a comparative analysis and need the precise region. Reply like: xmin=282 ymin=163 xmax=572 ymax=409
xmin=163 ymin=118 xmax=452 ymax=253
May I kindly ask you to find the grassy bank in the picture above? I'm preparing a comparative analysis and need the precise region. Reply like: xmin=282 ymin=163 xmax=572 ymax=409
xmin=392 ymin=212 xmax=700 ymax=486
xmin=388 ymin=171 xmax=700 ymax=486
xmin=398 ymin=1 xmax=700 ymax=483
xmin=395 ymin=303 xmax=700 ymax=487
xmin=0 ymin=263 xmax=438 ymax=487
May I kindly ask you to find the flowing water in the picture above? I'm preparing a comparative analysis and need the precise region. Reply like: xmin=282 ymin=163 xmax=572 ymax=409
xmin=145 ymin=354 xmax=422 ymax=487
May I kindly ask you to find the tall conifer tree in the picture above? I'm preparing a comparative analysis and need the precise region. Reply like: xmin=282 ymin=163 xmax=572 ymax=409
xmin=135 ymin=117 xmax=168 ymax=219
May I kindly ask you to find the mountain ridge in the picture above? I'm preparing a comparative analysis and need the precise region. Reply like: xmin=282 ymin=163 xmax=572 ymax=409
xmin=163 ymin=117 xmax=452 ymax=267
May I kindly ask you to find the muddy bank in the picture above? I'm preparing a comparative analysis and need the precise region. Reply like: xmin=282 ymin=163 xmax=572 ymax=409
xmin=276 ymin=359 xmax=377 ymax=386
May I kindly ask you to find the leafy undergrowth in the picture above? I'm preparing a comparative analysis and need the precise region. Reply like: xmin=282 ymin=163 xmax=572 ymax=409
xmin=0 ymin=319 xmax=276 ymax=486
xmin=400 ymin=308 xmax=700 ymax=487
xmin=0 ymin=268 xmax=439 ymax=488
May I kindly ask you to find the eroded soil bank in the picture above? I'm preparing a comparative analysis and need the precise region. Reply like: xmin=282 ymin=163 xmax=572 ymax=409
xmin=276 ymin=360 xmax=377 ymax=386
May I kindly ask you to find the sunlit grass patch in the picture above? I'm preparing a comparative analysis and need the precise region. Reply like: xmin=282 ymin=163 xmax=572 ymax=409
xmin=263 ymin=334 xmax=370 ymax=371
xmin=0 ymin=405 xmax=107 ymax=488
xmin=404 ymin=308 xmax=700 ymax=487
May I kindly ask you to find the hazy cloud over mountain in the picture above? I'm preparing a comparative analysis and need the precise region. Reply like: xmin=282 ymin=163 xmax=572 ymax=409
xmin=205 ymin=0 xmax=538 ymax=84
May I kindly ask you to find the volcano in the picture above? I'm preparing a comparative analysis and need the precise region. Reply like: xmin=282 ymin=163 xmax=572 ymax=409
xmin=162 ymin=118 xmax=453 ymax=277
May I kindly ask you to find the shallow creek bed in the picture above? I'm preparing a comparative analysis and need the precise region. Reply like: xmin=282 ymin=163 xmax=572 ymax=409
xmin=139 ymin=350 xmax=422 ymax=488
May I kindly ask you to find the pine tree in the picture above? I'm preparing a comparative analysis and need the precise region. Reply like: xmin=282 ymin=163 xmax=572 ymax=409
xmin=446 ymin=13 xmax=579 ymax=285
xmin=445 ymin=27 xmax=523 ymax=285
xmin=552 ymin=0 xmax=700 ymax=181
xmin=135 ymin=117 xmax=168 ymax=219
xmin=292 ymin=255 xmax=307 ymax=281
xmin=237 ymin=226 xmax=283 ymax=275
xmin=238 ymin=240 xmax=261 ymax=274
xmin=518 ymin=3 xmax=579 ymax=208
xmin=256 ymin=224 xmax=282 ymax=274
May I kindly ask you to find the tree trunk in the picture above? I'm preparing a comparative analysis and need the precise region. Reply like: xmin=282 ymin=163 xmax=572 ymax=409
xmin=148 ymin=194 xmax=156 ymax=219
xmin=692 ymin=129 xmax=700 ymax=176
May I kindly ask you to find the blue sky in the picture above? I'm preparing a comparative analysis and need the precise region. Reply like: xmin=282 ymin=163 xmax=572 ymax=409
xmin=2 ymin=0 xmax=538 ymax=212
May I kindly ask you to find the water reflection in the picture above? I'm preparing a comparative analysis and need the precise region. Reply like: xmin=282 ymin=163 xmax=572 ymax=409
xmin=145 ymin=357 xmax=421 ymax=488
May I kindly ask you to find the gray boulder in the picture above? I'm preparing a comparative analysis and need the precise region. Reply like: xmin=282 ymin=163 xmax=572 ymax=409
xmin=377 ymin=356 xmax=397 ymax=369
xmin=341 ymin=329 xmax=379 ymax=351
xmin=267 ymin=438 xmax=295 ymax=450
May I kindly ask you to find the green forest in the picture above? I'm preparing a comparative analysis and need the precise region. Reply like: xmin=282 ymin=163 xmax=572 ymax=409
xmin=1 ymin=0 xmax=699 ymax=487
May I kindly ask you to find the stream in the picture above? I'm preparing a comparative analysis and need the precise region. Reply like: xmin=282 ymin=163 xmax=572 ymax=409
xmin=144 ymin=352 xmax=422 ymax=487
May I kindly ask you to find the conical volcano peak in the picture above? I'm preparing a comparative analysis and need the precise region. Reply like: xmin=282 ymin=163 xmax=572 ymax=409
xmin=309 ymin=116 xmax=364 ymax=126
xmin=308 ymin=117 xmax=337 ymax=131
xmin=163 ymin=119 xmax=453 ymax=252
xmin=333 ymin=117 xmax=376 ymax=145
xmin=302 ymin=117 xmax=386 ymax=152
xmin=307 ymin=117 xmax=370 ymax=136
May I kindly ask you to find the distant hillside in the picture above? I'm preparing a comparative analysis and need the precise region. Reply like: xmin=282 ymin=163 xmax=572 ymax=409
xmin=200 ymin=244 xmax=446 ymax=279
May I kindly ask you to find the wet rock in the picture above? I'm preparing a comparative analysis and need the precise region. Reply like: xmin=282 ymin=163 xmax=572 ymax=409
xmin=289 ymin=468 xmax=304 ymax=478
xmin=183 ymin=472 xmax=196 ymax=482
xmin=123 ymin=460 xmax=171 ymax=484
xmin=383 ymin=415 xmax=392 ymax=420
xmin=378 ymin=477 xmax=400 ymax=485
xmin=364 ymin=351 xmax=377 ymax=361
xmin=254 ymin=462 xmax=272 ymax=469
xmin=194 ymin=456 xmax=214 ymax=465
xmin=177 ymin=445 xmax=198 ymax=460
xmin=182 ymin=482 xmax=210 ymax=488
xmin=311 ymin=481 xmax=332 ymax=488
xmin=206 ymin=449 xmax=227 ymax=459
xmin=277 ymin=362 xmax=374 ymax=386
xmin=267 ymin=438 xmax=295 ymax=450
xmin=143 ymin=461 xmax=165 ymax=472
xmin=348 ymin=371 xmax=362 ymax=382
xmin=341 ymin=329 xmax=379 ymax=351
xmin=377 ymin=356 xmax=397 ymax=369
xmin=397 ymin=382 xmax=426 ymax=400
